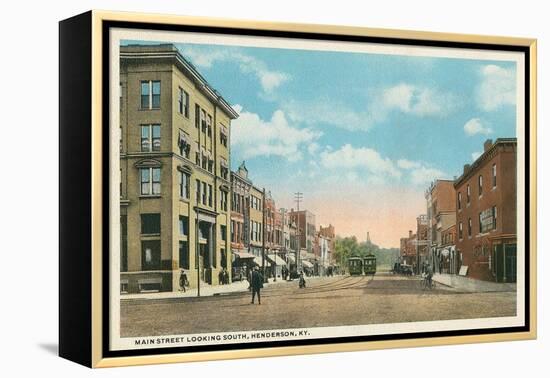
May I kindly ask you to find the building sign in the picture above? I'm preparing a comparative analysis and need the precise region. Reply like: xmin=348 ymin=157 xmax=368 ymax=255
xmin=480 ymin=207 xmax=496 ymax=234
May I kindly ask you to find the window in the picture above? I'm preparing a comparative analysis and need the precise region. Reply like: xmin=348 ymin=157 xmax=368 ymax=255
xmin=468 ymin=218 xmax=472 ymax=237
xmin=230 ymin=221 xmax=235 ymax=242
xmin=220 ymin=225 xmax=227 ymax=241
xmin=141 ymin=213 xmax=161 ymax=234
xmin=119 ymin=82 xmax=123 ymax=110
xmin=492 ymin=206 xmax=498 ymax=230
xmin=179 ymin=171 xmax=189 ymax=199
xmin=201 ymin=109 xmax=207 ymax=132
xmin=120 ymin=168 xmax=122 ymax=197
xmin=492 ymin=164 xmax=497 ymax=188
xmin=196 ymin=179 xmax=201 ymax=204
xmin=220 ymin=125 xmax=228 ymax=147
xmin=195 ymin=142 xmax=200 ymax=165
xmin=140 ymin=80 xmax=160 ymax=109
xmin=141 ymin=124 xmax=160 ymax=152
xmin=201 ymin=152 xmax=207 ymax=170
xmin=178 ymin=87 xmax=189 ymax=117
xmin=141 ymin=240 xmax=161 ymax=270
xmin=220 ymin=190 xmax=228 ymax=211
xmin=459 ymin=222 xmax=463 ymax=239
xmin=208 ymin=184 xmax=213 ymax=207
xmin=208 ymin=158 xmax=214 ymax=173
xmin=479 ymin=212 xmax=483 ymax=233
xmin=178 ymin=133 xmax=190 ymax=159
xmin=179 ymin=241 xmax=189 ymax=269
xmin=478 ymin=175 xmax=483 ymax=196
xmin=457 ymin=192 xmax=462 ymax=210
xmin=220 ymin=160 xmax=229 ymax=180
xmin=207 ymin=115 xmax=212 ymax=137
xmin=202 ymin=182 xmax=207 ymax=205
xmin=119 ymin=127 xmax=123 ymax=153
xmin=467 ymin=185 xmax=471 ymax=204
xmin=140 ymin=167 xmax=161 ymax=195
xmin=120 ymin=215 xmax=128 ymax=272
xmin=179 ymin=215 xmax=189 ymax=236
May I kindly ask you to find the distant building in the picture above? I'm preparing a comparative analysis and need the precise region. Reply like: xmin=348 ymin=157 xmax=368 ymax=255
xmin=415 ymin=215 xmax=429 ymax=273
xmin=230 ymin=162 xmax=254 ymax=278
xmin=290 ymin=210 xmax=316 ymax=253
xmin=454 ymin=138 xmax=517 ymax=282
xmin=400 ymin=230 xmax=416 ymax=267
xmin=314 ymin=224 xmax=335 ymax=275
xmin=280 ymin=208 xmax=299 ymax=272
xmin=425 ymin=180 xmax=457 ymax=275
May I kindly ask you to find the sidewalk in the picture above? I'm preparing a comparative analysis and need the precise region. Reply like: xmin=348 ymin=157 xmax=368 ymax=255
xmin=121 ymin=276 xmax=294 ymax=300
xmin=432 ymin=273 xmax=516 ymax=293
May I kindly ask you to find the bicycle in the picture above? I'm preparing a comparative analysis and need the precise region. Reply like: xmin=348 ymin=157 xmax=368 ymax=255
xmin=420 ymin=274 xmax=436 ymax=290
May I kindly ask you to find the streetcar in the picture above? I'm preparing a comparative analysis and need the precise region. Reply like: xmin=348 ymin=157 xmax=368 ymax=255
xmin=348 ymin=255 xmax=377 ymax=276
xmin=348 ymin=257 xmax=364 ymax=275
xmin=363 ymin=254 xmax=377 ymax=276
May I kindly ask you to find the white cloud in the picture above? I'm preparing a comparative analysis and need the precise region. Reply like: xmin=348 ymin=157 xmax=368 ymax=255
xmin=464 ymin=118 xmax=492 ymax=136
xmin=471 ymin=151 xmax=482 ymax=161
xmin=181 ymin=47 xmax=289 ymax=94
xmin=230 ymin=106 xmax=321 ymax=161
xmin=307 ymin=143 xmax=320 ymax=155
xmin=315 ymin=144 xmax=449 ymax=188
xmin=477 ymin=64 xmax=516 ymax=111
xmin=397 ymin=158 xmax=447 ymax=186
xmin=282 ymin=98 xmax=374 ymax=132
xmin=409 ymin=166 xmax=447 ymax=186
xmin=382 ymin=83 xmax=458 ymax=116
xmin=397 ymin=159 xmax=422 ymax=169
xmin=320 ymin=144 xmax=401 ymax=179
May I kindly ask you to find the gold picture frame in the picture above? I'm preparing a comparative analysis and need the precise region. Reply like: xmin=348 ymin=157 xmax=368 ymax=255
xmin=59 ymin=10 xmax=537 ymax=368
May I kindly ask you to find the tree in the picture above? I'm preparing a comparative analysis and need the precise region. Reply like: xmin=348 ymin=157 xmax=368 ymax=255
xmin=334 ymin=235 xmax=400 ymax=270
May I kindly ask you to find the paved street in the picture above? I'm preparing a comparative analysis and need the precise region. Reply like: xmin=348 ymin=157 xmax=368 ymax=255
xmin=120 ymin=273 xmax=516 ymax=337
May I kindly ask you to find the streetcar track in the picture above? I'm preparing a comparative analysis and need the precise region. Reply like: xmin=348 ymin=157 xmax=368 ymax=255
xmin=123 ymin=275 xmax=377 ymax=305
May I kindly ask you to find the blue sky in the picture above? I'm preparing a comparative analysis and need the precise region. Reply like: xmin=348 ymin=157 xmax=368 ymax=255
xmin=122 ymin=40 xmax=517 ymax=246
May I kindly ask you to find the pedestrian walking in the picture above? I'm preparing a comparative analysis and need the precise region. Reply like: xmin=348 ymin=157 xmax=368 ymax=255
xmin=179 ymin=269 xmax=188 ymax=292
xmin=299 ymin=270 xmax=306 ymax=288
xmin=250 ymin=266 xmax=264 ymax=305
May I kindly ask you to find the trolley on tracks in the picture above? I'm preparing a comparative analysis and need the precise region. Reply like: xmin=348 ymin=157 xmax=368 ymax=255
xmin=363 ymin=254 xmax=377 ymax=276
xmin=348 ymin=255 xmax=377 ymax=276
xmin=348 ymin=257 xmax=363 ymax=276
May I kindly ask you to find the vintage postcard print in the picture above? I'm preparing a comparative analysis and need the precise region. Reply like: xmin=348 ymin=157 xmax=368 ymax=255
xmin=108 ymin=26 xmax=529 ymax=354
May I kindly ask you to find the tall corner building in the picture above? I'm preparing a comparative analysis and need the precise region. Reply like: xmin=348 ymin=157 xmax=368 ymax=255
xmin=119 ymin=44 xmax=239 ymax=293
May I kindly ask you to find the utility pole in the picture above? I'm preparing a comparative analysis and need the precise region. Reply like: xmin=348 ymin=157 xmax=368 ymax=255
xmin=294 ymin=192 xmax=303 ymax=211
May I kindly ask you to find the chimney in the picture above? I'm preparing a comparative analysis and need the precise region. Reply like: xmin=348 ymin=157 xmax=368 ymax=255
xmin=409 ymin=230 xmax=412 ymax=238
xmin=464 ymin=164 xmax=470 ymax=174
xmin=484 ymin=139 xmax=493 ymax=152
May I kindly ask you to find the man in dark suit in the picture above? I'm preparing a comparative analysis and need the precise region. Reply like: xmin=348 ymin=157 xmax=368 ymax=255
xmin=250 ymin=266 xmax=264 ymax=305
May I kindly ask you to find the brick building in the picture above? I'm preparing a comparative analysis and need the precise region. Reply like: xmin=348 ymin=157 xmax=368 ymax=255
xmin=425 ymin=179 xmax=457 ymax=274
xmin=400 ymin=230 xmax=416 ymax=267
xmin=230 ymin=162 xmax=255 ymax=279
xmin=454 ymin=138 xmax=517 ymax=282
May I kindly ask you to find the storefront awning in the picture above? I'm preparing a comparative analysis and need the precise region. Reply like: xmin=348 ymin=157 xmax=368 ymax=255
xmin=253 ymin=256 xmax=271 ymax=267
xmin=267 ymin=254 xmax=287 ymax=266
xmin=287 ymin=255 xmax=296 ymax=264
xmin=232 ymin=250 xmax=255 ymax=259
xmin=302 ymin=260 xmax=314 ymax=268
